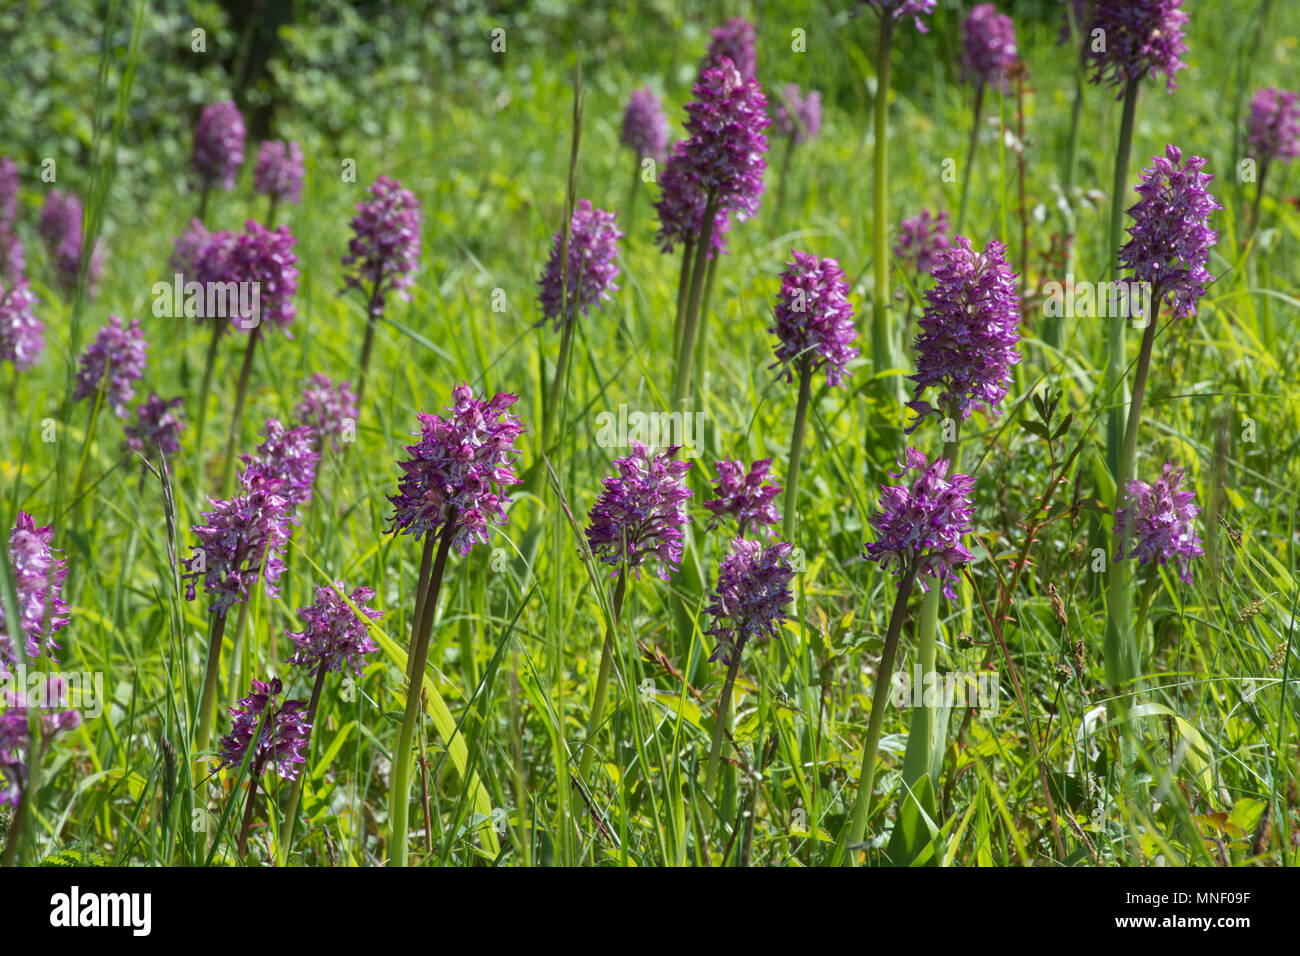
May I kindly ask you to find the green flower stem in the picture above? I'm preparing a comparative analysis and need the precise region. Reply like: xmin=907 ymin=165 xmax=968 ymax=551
xmin=542 ymin=310 xmax=576 ymax=455
xmin=1105 ymin=77 xmax=1141 ymax=482
xmin=68 ymin=377 xmax=108 ymax=525
xmin=672 ymin=237 xmax=695 ymax=359
xmin=704 ymin=650 xmax=743 ymax=799
xmin=1134 ymin=572 xmax=1159 ymax=659
xmin=541 ymin=67 xmax=584 ymax=460
xmin=955 ymin=81 xmax=985 ymax=237
xmin=870 ymin=19 xmax=895 ymax=375
xmin=693 ymin=255 xmax=719 ymax=409
xmin=193 ymin=610 xmax=229 ymax=765
xmin=578 ymin=568 xmax=626 ymax=782
xmin=353 ymin=280 xmax=384 ymax=415
xmin=236 ymin=773 xmax=260 ymax=856
xmin=1105 ymin=293 xmax=1161 ymax=715
xmin=625 ymin=158 xmax=641 ymax=242
xmin=1248 ymin=158 xmax=1271 ymax=249
xmin=1048 ymin=67 xmax=1084 ymax=351
xmin=224 ymin=598 xmax=252 ymax=714
xmin=672 ymin=193 xmax=718 ymax=409
xmin=277 ymin=663 xmax=331 ymax=863
xmin=1064 ymin=70 xmax=1084 ymax=202
xmin=782 ymin=358 xmax=813 ymax=543
xmin=389 ymin=521 xmax=456 ymax=867
xmin=844 ymin=563 xmax=919 ymax=864
xmin=406 ymin=526 xmax=436 ymax=680
xmin=774 ymin=133 xmax=796 ymax=222
xmin=221 ymin=326 xmax=261 ymax=497
xmin=899 ymin=417 xmax=960 ymax=796
xmin=193 ymin=323 xmax=223 ymax=476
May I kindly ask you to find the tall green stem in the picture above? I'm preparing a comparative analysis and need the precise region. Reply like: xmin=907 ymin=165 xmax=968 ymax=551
xmin=578 ymin=569 xmax=626 ymax=781
xmin=1064 ymin=71 xmax=1084 ymax=202
xmin=775 ymin=134 xmax=796 ymax=223
xmin=844 ymin=563 xmax=919 ymax=863
xmin=389 ymin=522 xmax=456 ymax=867
xmin=221 ymin=327 xmax=261 ymax=496
xmin=693 ymin=256 xmax=719 ymax=408
xmin=782 ymin=360 xmax=813 ymax=542
xmin=353 ymin=280 xmax=384 ymax=414
xmin=1134 ymin=572 xmax=1158 ymax=659
xmin=672 ymin=238 xmax=696 ymax=359
xmin=1048 ymin=68 xmax=1085 ymax=351
xmin=870 ymin=20 xmax=894 ymax=374
xmin=277 ymin=663 xmax=330 ymax=862
xmin=1105 ymin=295 xmax=1160 ymax=715
xmin=236 ymin=774 xmax=260 ymax=856
xmin=705 ymin=652 xmax=743 ymax=798
xmin=542 ymin=312 xmax=576 ymax=455
xmin=225 ymin=598 xmax=252 ymax=713
xmin=69 ymin=382 xmax=106 ymax=524
xmin=194 ymin=323 xmax=223 ymax=473
xmin=1105 ymin=78 xmax=1141 ymax=482
xmin=955 ymin=81 xmax=985 ymax=237
xmin=672 ymin=194 xmax=718 ymax=409
xmin=1248 ymin=160 xmax=1271 ymax=250
xmin=899 ymin=418 xmax=960 ymax=797
xmin=194 ymin=611 xmax=229 ymax=764
xmin=625 ymin=159 xmax=641 ymax=240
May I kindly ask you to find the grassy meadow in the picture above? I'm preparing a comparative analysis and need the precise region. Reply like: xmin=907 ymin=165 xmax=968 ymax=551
xmin=1 ymin=0 xmax=1298 ymax=868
